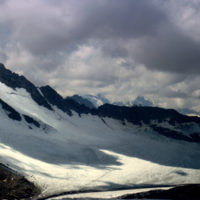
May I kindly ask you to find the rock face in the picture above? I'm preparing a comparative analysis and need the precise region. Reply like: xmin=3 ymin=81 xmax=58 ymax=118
xmin=0 ymin=63 xmax=52 ymax=111
xmin=0 ymin=99 xmax=21 ymax=121
xmin=66 ymin=94 xmax=95 ymax=109
xmin=97 ymin=104 xmax=200 ymax=125
xmin=118 ymin=184 xmax=200 ymax=200
xmin=40 ymin=85 xmax=94 ymax=116
xmin=23 ymin=115 xmax=40 ymax=128
xmin=40 ymin=85 xmax=72 ymax=116
xmin=0 ymin=164 xmax=40 ymax=199
xmin=64 ymin=98 xmax=92 ymax=115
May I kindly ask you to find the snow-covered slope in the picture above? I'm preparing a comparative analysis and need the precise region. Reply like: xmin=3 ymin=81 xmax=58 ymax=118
xmin=0 ymin=64 xmax=200 ymax=199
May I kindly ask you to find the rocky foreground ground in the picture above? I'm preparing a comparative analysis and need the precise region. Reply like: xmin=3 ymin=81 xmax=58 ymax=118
xmin=118 ymin=184 xmax=200 ymax=200
xmin=0 ymin=163 xmax=40 ymax=199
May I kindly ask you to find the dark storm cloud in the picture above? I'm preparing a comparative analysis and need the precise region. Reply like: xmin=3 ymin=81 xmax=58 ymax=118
xmin=1 ymin=0 xmax=200 ymax=75
xmin=55 ymin=0 xmax=200 ymax=75
xmin=80 ymin=0 xmax=167 ymax=39
xmin=102 ymin=42 xmax=128 ymax=58
xmin=0 ymin=0 xmax=167 ymax=56
xmin=1 ymin=0 xmax=200 ymax=110
xmin=134 ymin=25 xmax=200 ymax=74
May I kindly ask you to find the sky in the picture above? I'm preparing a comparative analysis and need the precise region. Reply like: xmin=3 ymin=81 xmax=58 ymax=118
xmin=0 ymin=0 xmax=200 ymax=111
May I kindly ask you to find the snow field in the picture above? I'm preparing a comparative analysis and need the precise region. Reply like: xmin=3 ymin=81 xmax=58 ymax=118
xmin=0 ymin=82 xmax=200 ymax=198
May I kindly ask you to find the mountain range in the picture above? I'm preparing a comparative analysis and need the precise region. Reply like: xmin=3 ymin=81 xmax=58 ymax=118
xmin=0 ymin=63 xmax=200 ymax=199
xmin=67 ymin=93 xmax=200 ymax=117
xmin=66 ymin=94 xmax=155 ymax=108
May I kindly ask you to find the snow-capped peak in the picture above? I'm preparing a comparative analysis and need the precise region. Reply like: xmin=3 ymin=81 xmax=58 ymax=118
xmin=113 ymin=96 xmax=155 ymax=107
xmin=133 ymin=95 xmax=155 ymax=106
xmin=83 ymin=93 xmax=110 ymax=108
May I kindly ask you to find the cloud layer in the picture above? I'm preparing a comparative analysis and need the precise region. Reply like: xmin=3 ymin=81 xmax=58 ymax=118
xmin=0 ymin=0 xmax=200 ymax=110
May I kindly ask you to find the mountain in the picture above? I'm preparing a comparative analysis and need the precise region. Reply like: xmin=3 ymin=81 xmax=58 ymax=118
xmin=113 ymin=96 xmax=155 ymax=107
xmin=71 ymin=94 xmax=154 ymax=108
xmin=113 ymin=95 xmax=200 ymax=119
xmin=133 ymin=95 xmax=155 ymax=106
xmin=0 ymin=63 xmax=52 ymax=111
xmin=83 ymin=93 xmax=110 ymax=108
xmin=0 ymin=63 xmax=200 ymax=199
xmin=66 ymin=94 xmax=95 ymax=109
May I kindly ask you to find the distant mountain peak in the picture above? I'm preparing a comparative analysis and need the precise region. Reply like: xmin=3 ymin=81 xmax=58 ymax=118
xmin=134 ymin=95 xmax=155 ymax=106
xmin=113 ymin=95 xmax=155 ymax=107
xmin=135 ymin=95 xmax=147 ymax=101
xmin=83 ymin=93 xmax=110 ymax=108
xmin=97 ymin=93 xmax=102 ymax=98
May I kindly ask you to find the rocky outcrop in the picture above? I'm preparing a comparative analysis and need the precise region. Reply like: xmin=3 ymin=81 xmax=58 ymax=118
xmin=23 ymin=115 xmax=40 ymax=128
xmin=150 ymin=124 xmax=197 ymax=143
xmin=97 ymin=104 xmax=200 ymax=125
xmin=64 ymin=98 xmax=91 ymax=116
xmin=0 ymin=99 xmax=21 ymax=121
xmin=40 ymin=85 xmax=72 ymax=116
xmin=0 ymin=163 xmax=40 ymax=199
xmin=40 ymin=85 xmax=94 ymax=116
xmin=66 ymin=94 xmax=95 ymax=109
xmin=0 ymin=63 xmax=52 ymax=110
xmin=118 ymin=184 xmax=200 ymax=200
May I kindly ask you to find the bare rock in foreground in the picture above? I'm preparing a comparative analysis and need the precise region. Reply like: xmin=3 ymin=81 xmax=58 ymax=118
xmin=0 ymin=164 xmax=40 ymax=199
xmin=118 ymin=184 xmax=200 ymax=200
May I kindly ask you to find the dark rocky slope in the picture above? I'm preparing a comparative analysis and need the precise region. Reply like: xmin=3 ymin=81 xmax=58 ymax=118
xmin=118 ymin=184 xmax=200 ymax=200
xmin=66 ymin=94 xmax=95 ymax=109
xmin=0 ymin=98 xmax=21 ymax=121
xmin=40 ymin=85 xmax=72 ymax=116
xmin=40 ymin=85 xmax=96 ymax=116
xmin=0 ymin=163 xmax=40 ymax=199
xmin=97 ymin=104 xmax=200 ymax=125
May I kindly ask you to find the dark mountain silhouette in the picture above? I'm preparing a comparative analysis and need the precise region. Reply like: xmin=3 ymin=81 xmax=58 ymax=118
xmin=66 ymin=94 xmax=95 ymax=109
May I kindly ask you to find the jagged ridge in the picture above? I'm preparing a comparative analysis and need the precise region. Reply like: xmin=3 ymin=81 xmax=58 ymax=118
xmin=0 ymin=63 xmax=200 ymax=144
xmin=0 ymin=64 xmax=52 ymax=110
